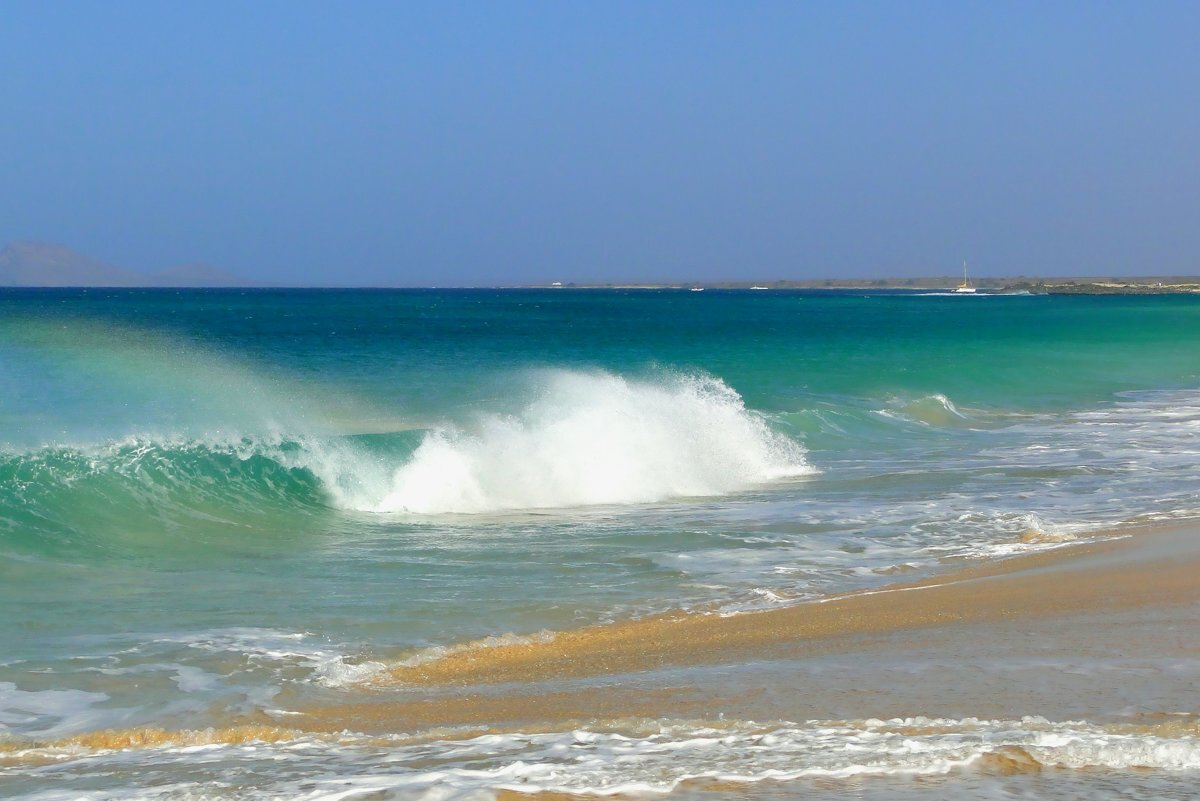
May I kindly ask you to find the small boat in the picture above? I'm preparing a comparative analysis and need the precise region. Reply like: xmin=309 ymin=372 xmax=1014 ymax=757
xmin=690 ymin=287 xmax=704 ymax=292
xmin=750 ymin=285 xmax=770 ymax=290
xmin=954 ymin=262 xmax=977 ymax=294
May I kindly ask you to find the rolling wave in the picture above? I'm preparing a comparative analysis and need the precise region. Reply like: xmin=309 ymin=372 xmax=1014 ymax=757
xmin=876 ymin=393 xmax=975 ymax=428
xmin=1 ymin=371 xmax=814 ymax=545
xmin=0 ymin=437 xmax=332 ymax=553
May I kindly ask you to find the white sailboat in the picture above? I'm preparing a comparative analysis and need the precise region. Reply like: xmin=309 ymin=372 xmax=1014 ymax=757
xmin=954 ymin=261 xmax=977 ymax=294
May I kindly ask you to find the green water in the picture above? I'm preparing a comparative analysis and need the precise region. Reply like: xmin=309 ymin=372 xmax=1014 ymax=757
xmin=3 ymin=288 xmax=1200 ymax=798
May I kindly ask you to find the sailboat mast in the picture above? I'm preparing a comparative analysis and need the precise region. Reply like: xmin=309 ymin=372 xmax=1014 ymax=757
xmin=953 ymin=260 xmax=977 ymax=292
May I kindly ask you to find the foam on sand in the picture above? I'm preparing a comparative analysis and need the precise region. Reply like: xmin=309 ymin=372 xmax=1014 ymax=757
xmin=9 ymin=716 xmax=1200 ymax=799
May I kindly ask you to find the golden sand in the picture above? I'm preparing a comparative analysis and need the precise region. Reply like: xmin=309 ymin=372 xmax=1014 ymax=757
xmin=0 ymin=724 xmax=305 ymax=766
xmin=62 ymin=724 xmax=303 ymax=751
xmin=495 ymin=792 xmax=612 ymax=801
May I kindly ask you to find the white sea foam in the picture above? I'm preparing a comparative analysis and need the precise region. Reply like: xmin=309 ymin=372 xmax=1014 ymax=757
xmin=0 ymin=683 xmax=110 ymax=738
xmin=9 ymin=715 xmax=1200 ymax=800
xmin=153 ymin=628 xmax=385 ymax=689
xmin=364 ymin=370 xmax=814 ymax=514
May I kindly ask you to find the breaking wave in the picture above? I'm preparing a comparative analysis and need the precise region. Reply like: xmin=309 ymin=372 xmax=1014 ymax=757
xmin=0 ymin=371 xmax=813 ymax=545
xmin=372 ymin=370 xmax=814 ymax=514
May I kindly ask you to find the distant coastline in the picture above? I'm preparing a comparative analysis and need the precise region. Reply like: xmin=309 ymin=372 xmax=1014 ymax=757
xmin=528 ymin=278 xmax=1200 ymax=295
xmin=3 ymin=240 xmax=1198 ymax=293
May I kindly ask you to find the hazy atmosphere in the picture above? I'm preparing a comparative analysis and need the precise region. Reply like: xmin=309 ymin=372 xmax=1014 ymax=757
xmin=2 ymin=1 xmax=1198 ymax=285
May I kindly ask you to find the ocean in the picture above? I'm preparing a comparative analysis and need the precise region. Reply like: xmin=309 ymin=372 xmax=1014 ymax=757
xmin=3 ymin=287 xmax=1200 ymax=799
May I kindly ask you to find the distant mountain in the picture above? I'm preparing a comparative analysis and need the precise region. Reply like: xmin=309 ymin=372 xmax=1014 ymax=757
xmin=0 ymin=241 xmax=250 ymax=287
xmin=0 ymin=241 xmax=141 ymax=286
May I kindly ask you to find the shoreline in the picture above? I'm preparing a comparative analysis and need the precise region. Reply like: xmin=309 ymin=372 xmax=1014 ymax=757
xmin=291 ymin=519 xmax=1200 ymax=734
xmin=10 ymin=519 xmax=1200 ymax=754
xmin=367 ymin=521 xmax=1195 ymax=688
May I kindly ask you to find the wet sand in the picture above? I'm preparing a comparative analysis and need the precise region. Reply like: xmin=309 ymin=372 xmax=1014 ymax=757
xmin=298 ymin=521 xmax=1200 ymax=734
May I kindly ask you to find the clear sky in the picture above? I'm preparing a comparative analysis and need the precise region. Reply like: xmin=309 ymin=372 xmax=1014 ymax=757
xmin=2 ymin=1 xmax=1197 ymax=285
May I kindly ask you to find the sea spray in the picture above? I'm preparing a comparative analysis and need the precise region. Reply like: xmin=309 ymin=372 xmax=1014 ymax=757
xmin=0 ymin=316 xmax=390 ymax=449
xmin=373 ymin=370 xmax=814 ymax=514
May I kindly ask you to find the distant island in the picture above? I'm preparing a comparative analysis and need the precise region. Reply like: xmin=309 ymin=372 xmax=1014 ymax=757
xmin=0 ymin=241 xmax=248 ymax=287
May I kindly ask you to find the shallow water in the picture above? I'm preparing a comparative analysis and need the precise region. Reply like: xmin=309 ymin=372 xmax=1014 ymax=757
xmin=3 ymin=288 xmax=1200 ymax=798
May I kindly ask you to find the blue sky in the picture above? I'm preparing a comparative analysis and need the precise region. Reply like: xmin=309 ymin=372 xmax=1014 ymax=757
xmin=2 ymin=1 xmax=1197 ymax=285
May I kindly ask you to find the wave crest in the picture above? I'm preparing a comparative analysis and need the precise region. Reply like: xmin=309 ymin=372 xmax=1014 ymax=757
xmin=1 ymin=371 xmax=812 ymax=537
xmin=371 ymin=371 xmax=813 ymax=514
xmin=877 ymin=394 xmax=974 ymax=428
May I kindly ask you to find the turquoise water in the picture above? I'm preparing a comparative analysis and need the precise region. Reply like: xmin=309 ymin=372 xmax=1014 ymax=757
xmin=3 ymin=288 xmax=1200 ymax=797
